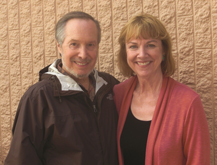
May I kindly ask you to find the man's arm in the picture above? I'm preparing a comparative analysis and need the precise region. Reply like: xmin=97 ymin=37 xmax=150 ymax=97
xmin=4 ymin=92 xmax=45 ymax=165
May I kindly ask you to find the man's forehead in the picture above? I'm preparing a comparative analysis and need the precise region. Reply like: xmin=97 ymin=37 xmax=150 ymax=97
xmin=65 ymin=18 xmax=96 ymax=28
xmin=65 ymin=19 xmax=97 ymax=33
xmin=63 ymin=19 xmax=98 ymax=43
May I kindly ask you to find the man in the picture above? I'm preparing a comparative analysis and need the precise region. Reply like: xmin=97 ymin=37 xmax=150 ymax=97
xmin=5 ymin=11 xmax=119 ymax=165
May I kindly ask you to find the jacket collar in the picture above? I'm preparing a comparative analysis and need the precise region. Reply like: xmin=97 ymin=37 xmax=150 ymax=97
xmin=44 ymin=59 xmax=108 ymax=93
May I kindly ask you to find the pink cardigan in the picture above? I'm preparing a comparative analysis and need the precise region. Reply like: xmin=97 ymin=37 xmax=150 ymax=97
xmin=113 ymin=76 xmax=210 ymax=165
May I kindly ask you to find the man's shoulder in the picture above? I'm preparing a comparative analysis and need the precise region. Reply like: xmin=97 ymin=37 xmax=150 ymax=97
xmin=22 ymin=78 xmax=53 ymax=100
xmin=97 ymin=71 xmax=120 ymax=85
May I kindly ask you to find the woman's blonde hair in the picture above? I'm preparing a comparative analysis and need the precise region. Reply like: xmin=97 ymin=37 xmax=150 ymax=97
xmin=118 ymin=13 xmax=175 ymax=77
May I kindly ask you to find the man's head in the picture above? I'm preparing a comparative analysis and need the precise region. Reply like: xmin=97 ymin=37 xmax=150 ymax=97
xmin=55 ymin=11 xmax=101 ymax=46
xmin=55 ymin=11 xmax=101 ymax=80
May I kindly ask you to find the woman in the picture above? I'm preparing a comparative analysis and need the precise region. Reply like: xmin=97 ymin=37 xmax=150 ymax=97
xmin=113 ymin=13 xmax=210 ymax=165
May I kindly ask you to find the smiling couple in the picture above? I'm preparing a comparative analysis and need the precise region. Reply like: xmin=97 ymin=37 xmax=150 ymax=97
xmin=5 ymin=11 xmax=210 ymax=165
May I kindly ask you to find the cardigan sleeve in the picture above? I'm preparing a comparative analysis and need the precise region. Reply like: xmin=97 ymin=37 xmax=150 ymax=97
xmin=113 ymin=85 xmax=123 ymax=115
xmin=183 ymin=95 xmax=210 ymax=165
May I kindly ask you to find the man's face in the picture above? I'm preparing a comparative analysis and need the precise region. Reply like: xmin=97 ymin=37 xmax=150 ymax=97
xmin=57 ymin=19 xmax=98 ymax=80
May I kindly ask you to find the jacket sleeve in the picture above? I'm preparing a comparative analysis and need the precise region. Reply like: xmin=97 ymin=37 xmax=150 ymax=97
xmin=4 ymin=91 xmax=45 ymax=165
xmin=183 ymin=96 xmax=210 ymax=165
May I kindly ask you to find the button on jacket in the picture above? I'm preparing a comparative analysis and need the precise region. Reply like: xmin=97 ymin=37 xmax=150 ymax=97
xmin=5 ymin=60 xmax=119 ymax=165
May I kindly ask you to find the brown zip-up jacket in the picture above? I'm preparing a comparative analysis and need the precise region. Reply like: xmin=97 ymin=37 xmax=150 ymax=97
xmin=4 ymin=60 xmax=119 ymax=165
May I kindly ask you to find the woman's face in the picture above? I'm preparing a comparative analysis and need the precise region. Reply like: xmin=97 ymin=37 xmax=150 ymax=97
xmin=126 ymin=37 xmax=164 ymax=79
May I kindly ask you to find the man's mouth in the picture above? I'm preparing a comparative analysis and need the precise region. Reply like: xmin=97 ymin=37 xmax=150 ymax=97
xmin=75 ymin=61 xmax=89 ymax=66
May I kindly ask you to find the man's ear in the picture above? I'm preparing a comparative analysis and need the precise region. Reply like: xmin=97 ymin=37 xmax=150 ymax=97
xmin=56 ymin=41 xmax=62 ymax=55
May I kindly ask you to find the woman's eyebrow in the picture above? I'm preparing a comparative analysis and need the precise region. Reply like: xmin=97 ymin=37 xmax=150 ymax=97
xmin=147 ymin=40 xmax=158 ymax=43
xmin=126 ymin=41 xmax=137 ymax=44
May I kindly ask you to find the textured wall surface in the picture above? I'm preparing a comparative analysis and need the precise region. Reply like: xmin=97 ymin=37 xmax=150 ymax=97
xmin=0 ymin=0 xmax=216 ymax=164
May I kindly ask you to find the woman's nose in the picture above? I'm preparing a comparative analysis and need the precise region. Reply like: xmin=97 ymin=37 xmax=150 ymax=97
xmin=137 ymin=47 xmax=148 ymax=57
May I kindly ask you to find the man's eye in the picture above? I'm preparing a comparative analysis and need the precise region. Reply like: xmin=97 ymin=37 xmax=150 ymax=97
xmin=87 ymin=43 xmax=97 ymax=50
xmin=70 ymin=43 xmax=77 ymax=46
xmin=69 ymin=43 xmax=79 ymax=49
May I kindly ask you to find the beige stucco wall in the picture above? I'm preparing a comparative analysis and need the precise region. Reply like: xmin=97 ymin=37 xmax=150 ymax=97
xmin=0 ymin=0 xmax=216 ymax=164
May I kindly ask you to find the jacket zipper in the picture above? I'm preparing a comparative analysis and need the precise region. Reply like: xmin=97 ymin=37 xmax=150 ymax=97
xmin=93 ymin=85 xmax=113 ymax=165
xmin=93 ymin=105 xmax=97 ymax=113
xmin=84 ymin=88 xmax=112 ymax=165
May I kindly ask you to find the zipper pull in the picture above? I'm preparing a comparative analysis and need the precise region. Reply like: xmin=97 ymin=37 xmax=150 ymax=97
xmin=93 ymin=105 xmax=97 ymax=113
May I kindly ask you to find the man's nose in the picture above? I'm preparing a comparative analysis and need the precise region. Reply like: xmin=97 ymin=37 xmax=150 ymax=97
xmin=78 ymin=46 xmax=88 ymax=59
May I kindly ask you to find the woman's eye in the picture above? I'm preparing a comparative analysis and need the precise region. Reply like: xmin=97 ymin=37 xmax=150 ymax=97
xmin=147 ymin=44 xmax=156 ymax=48
xmin=129 ymin=45 xmax=138 ymax=49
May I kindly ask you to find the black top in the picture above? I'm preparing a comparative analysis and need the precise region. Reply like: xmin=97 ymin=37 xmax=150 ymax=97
xmin=120 ymin=108 xmax=151 ymax=165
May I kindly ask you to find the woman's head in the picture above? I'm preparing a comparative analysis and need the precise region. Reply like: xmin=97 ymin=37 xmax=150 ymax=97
xmin=118 ymin=13 xmax=175 ymax=77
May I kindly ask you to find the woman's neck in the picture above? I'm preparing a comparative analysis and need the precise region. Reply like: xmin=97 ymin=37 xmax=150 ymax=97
xmin=135 ymin=73 xmax=163 ymax=97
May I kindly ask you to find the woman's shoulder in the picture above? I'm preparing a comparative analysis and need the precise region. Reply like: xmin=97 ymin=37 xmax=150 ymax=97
xmin=113 ymin=76 xmax=137 ymax=103
xmin=168 ymin=77 xmax=200 ymax=99
xmin=114 ymin=76 xmax=136 ymax=90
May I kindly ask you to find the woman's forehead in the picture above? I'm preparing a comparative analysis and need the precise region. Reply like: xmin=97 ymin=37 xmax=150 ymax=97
xmin=125 ymin=27 xmax=158 ymax=40
xmin=126 ymin=32 xmax=157 ymax=42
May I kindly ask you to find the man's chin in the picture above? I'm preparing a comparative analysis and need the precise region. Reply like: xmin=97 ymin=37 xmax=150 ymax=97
xmin=62 ymin=64 xmax=93 ymax=80
xmin=67 ymin=70 xmax=92 ymax=80
xmin=76 ymin=74 xmax=90 ymax=79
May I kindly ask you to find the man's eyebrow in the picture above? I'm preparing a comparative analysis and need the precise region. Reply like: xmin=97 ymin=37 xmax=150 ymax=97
xmin=67 ymin=39 xmax=97 ymax=44
xmin=67 ymin=39 xmax=78 ymax=43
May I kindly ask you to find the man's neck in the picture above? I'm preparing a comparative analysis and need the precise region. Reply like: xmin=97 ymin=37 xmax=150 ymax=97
xmin=74 ymin=76 xmax=90 ymax=91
